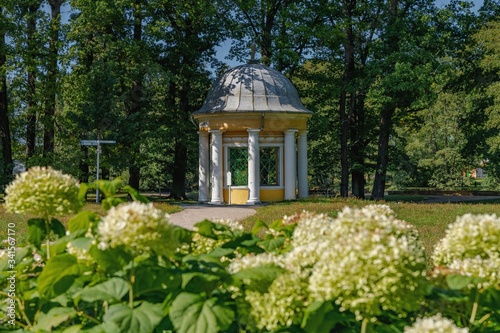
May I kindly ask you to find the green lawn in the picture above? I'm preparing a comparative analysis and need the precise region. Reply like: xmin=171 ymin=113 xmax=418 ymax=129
xmin=238 ymin=197 xmax=500 ymax=259
xmin=3 ymin=195 xmax=500 ymax=261
xmin=0 ymin=201 xmax=181 ymax=247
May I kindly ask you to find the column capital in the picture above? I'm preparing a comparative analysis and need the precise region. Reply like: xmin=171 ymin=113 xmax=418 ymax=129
xmin=209 ymin=129 xmax=224 ymax=135
xmin=247 ymin=128 xmax=261 ymax=133
xmin=298 ymin=130 xmax=309 ymax=135
xmin=284 ymin=128 xmax=299 ymax=134
xmin=197 ymin=131 xmax=209 ymax=136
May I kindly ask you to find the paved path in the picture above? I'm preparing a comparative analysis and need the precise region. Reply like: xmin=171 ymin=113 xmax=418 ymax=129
xmin=169 ymin=204 xmax=257 ymax=230
xmin=422 ymin=195 xmax=500 ymax=203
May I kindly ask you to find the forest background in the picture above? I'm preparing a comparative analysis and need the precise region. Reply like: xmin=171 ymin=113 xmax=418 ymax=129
xmin=1 ymin=0 xmax=500 ymax=200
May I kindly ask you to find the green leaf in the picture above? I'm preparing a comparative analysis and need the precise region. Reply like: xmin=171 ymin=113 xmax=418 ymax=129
xmin=122 ymin=185 xmax=149 ymax=203
xmin=103 ymin=302 xmax=163 ymax=333
xmin=50 ymin=235 xmax=72 ymax=257
xmin=80 ymin=277 xmax=129 ymax=303
xmin=62 ymin=325 xmax=83 ymax=333
xmin=446 ymin=274 xmax=473 ymax=290
xmin=194 ymin=220 xmax=218 ymax=239
xmin=35 ymin=307 xmax=76 ymax=332
xmin=50 ymin=218 xmax=66 ymax=238
xmin=89 ymin=245 xmax=132 ymax=273
xmin=251 ymin=220 xmax=268 ymax=234
xmin=170 ymin=292 xmax=234 ymax=333
xmin=78 ymin=182 xmax=89 ymax=204
xmin=134 ymin=266 xmax=181 ymax=298
xmin=0 ymin=246 xmax=30 ymax=271
xmin=68 ymin=211 xmax=98 ymax=234
xmin=28 ymin=218 xmax=47 ymax=248
xmin=302 ymin=301 xmax=341 ymax=333
xmin=98 ymin=178 xmax=123 ymax=196
xmin=101 ymin=197 xmax=126 ymax=210
xmin=38 ymin=254 xmax=85 ymax=299
xmin=181 ymin=271 xmax=221 ymax=293
xmin=231 ymin=264 xmax=285 ymax=293
xmin=258 ymin=236 xmax=286 ymax=252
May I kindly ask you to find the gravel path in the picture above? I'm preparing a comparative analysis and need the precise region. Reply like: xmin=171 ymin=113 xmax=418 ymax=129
xmin=169 ymin=204 xmax=257 ymax=230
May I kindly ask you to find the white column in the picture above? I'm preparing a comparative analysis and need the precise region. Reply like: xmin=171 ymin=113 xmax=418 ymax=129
xmin=210 ymin=130 xmax=223 ymax=204
xmin=284 ymin=129 xmax=298 ymax=200
xmin=247 ymin=129 xmax=260 ymax=204
xmin=298 ymin=130 xmax=309 ymax=199
xmin=198 ymin=131 xmax=210 ymax=203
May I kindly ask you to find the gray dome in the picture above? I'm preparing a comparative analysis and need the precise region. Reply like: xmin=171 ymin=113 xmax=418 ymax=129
xmin=194 ymin=63 xmax=312 ymax=114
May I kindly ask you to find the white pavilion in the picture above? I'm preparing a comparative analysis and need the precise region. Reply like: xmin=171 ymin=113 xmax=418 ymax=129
xmin=193 ymin=60 xmax=313 ymax=204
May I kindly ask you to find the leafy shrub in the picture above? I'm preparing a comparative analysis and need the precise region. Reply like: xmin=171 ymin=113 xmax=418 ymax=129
xmin=1 ymin=169 xmax=499 ymax=333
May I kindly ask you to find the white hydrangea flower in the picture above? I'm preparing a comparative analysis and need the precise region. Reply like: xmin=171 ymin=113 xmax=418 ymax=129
xmin=232 ymin=205 xmax=428 ymax=328
xmin=433 ymin=213 xmax=500 ymax=289
xmin=5 ymin=166 xmax=82 ymax=217
xmin=245 ymin=271 xmax=310 ymax=331
xmin=228 ymin=252 xmax=282 ymax=274
xmin=404 ymin=314 xmax=469 ymax=333
xmin=308 ymin=205 xmax=428 ymax=321
xmin=97 ymin=202 xmax=176 ymax=256
xmin=289 ymin=211 xmax=335 ymax=248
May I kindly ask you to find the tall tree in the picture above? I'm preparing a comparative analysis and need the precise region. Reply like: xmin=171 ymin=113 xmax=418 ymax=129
xmin=152 ymin=0 xmax=229 ymax=199
xmin=24 ymin=0 xmax=43 ymax=160
xmin=371 ymin=0 xmax=437 ymax=199
xmin=0 ymin=5 xmax=13 ymax=182
xmin=42 ymin=0 xmax=65 ymax=159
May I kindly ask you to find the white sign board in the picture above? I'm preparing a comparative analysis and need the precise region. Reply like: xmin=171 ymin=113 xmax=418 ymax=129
xmin=227 ymin=171 xmax=232 ymax=186
xmin=81 ymin=140 xmax=116 ymax=146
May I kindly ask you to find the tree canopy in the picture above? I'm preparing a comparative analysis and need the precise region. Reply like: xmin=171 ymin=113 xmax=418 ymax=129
xmin=1 ymin=0 xmax=500 ymax=198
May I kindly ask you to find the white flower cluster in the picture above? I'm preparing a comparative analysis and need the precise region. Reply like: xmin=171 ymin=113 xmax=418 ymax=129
xmin=244 ymin=271 xmax=309 ymax=331
xmin=231 ymin=205 xmax=429 ymax=329
xmin=5 ymin=166 xmax=82 ymax=217
xmin=308 ymin=205 xmax=428 ymax=321
xmin=404 ymin=314 xmax=469 ymax=333
xmin=97 ymin=202 xmax=176 ymax=257
xmin=433 ymin=213 xmax=500 ymax=289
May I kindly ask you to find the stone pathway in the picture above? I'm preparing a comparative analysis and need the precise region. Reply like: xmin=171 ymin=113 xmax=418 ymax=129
xmin=169 ymin=204 xmax=257 ymax=230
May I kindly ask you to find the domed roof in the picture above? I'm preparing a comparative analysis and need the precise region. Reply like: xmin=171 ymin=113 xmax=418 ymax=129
xmin=194 ymin=63 xmax=312 ymax=115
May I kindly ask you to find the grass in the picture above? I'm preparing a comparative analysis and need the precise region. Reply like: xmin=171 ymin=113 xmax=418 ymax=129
xmin=0 ymin=200 xmax=182 ymax=248
xmin=239 ymin=197 xmax=500 ymax=259
xmin=3 ymin=194 xmax=500 ymax=261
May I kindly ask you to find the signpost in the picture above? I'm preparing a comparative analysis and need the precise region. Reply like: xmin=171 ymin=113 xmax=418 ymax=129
xmin=81 ymin=139 xmax=116 ymax=203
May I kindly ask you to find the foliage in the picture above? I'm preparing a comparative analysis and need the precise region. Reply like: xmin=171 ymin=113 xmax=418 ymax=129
xmin=1 ymin=169 xmax=500 ymax=333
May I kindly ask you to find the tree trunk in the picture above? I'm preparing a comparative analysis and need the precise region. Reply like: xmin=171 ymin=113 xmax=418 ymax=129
xmin=0 ymin=21 xmax=13 ymax=182
xmin=350 ymin=91 xmax=365 ymax=199
xmin=26 ymin=6 xmax=38 ymax=159
xmin=79 ymin=145 xmax=89 ymax=182
xmin=169 ymin=77 xmax=190 ymax=200
xmin=43 ymin=0 xmax=62 ymax=158
xmin=371 ymin=107 xmax=394 ymax=200
xmin=169 ymin=140 xmax=188 ymax=200
xmin=126 ymin=0 xmax=143 ymax=190
xmin=339 ymin=0 xmax=356 ymax=197
xmin=339 ymin=89 xmax=349 ymax=198
xmin=371 ymin=0 xmax=399 ymax=200
xmin=129 ymin=166 xmax=140 ymax=190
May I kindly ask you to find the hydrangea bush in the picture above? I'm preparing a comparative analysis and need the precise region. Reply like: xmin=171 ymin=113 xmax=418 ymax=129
xmin=4 ymin=166 xmax=83 ymax=217
xmin=1 ymin=168 xmax=499 ymax=333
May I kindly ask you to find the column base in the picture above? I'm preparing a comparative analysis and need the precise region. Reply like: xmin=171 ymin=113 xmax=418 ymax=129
xmin=246 ymin=199 xmax=260 ymax=205
xmin=209 ymin=200 xmax=223 ymax=205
